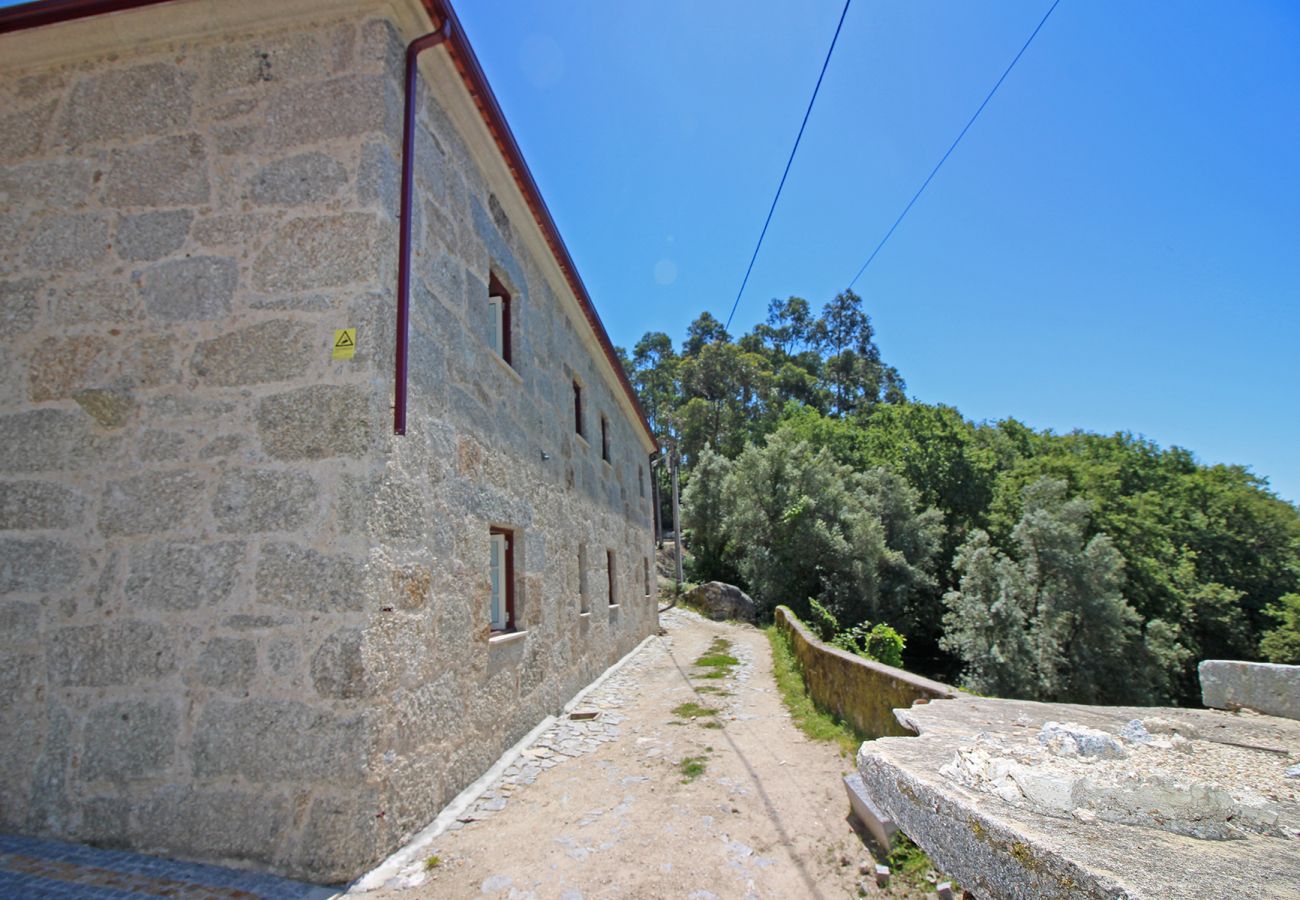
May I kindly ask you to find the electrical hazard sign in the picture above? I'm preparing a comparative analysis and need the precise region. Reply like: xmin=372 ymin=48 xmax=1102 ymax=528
xmin=332 ymin=328 xmax=356 ymax=360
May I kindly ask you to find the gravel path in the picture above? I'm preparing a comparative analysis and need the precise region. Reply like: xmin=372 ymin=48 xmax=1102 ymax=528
xmin=367 ymin=607 xmax=877 ymax=899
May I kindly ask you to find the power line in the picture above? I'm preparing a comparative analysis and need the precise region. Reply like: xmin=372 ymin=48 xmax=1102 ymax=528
xmin=848 ymin=0 xmax=1062 ymax=290
xmin=724 ymin=0 xmax=853 ymax=331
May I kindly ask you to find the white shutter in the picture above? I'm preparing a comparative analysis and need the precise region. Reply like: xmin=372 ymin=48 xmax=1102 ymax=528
xmin=490 ymin=533 xmax=506 ymax=629
xmin=489 ymin=296 xmax=504 ymax=357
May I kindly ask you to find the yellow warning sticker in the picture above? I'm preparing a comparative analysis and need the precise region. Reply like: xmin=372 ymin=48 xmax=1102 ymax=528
xmin=332 ymin=328 xmax=356 ymax=360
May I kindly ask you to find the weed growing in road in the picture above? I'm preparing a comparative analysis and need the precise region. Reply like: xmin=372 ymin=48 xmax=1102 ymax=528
xmin=671 ymin=701 xmax=717 ymax=720
xmin=424 ymin=855 xmax=442 ymax=870
xmin=679 ymin=755 xmax=708 ymax=782
xmin=765 ymin=625 xmax=864 ymax=757
xmin=694 ymin=685 xmax=731 ymax=695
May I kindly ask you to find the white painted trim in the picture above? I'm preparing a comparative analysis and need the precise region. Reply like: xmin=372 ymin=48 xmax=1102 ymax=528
xmin=487 ymin=629 xmax=526 ymax=646
xmin=350 ymin=631 xmax=657 ymax=892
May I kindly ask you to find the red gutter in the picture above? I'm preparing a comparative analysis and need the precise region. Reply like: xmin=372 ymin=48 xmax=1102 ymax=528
xmin=0 ymin=0 xmax=657 ymax=448
xmin=395 ymin=24 xmax=452 ymax=435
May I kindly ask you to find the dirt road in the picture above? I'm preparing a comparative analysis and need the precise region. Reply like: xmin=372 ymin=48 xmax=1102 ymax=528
xmin=372 ymin=607 xmax=886 ymax=899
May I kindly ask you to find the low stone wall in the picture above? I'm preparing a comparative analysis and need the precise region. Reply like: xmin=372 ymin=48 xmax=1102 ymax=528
xmin=1200 ymin=660 xmax=1300 ymax=721
xmin=774 ymin=606 xmax=959 ymax=739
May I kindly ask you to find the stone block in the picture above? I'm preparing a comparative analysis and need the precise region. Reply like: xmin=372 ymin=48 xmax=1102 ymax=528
xmin=100 ymin=470 xmax=204 ymax=536
xmin=249 ymin=151 xmax=347 ymax=205
xmin=0 ymin=537 xmax=80 ymax=592
xmin=0 ymin=100 xmax=55 ymax=161
xmin=252 ymin=213 xmax=382 ymax=292
xmin=256 ymin=384 xmax=370 ymax=460
xmin=104 ymin=134 xmax=208 ymax=207
xmin=139 ymin=256 xmax=238 ymax=321
xmin=1200 ymin=659 xmax=1300 ymax=721
xmin=58 ymin=62 xmax=192 ymax=147
xmin=296 ymin=791 xmax=381 ymax=884
xmin=191 ymin=637 xmax=257 ymax=691
xmin=47 ymin=279 xmax=140 ymax=324
xmin=81 ymin=700 xmax=178 ymax=780
xmin=192 ymin=699 xmax=366 ymax=780
xmin=114 ymin=210 xmax=192 ymax=261
xmin=358 ymin=141 xmax=398 ymax=217
xmin=134 ymin=786 xmax=292 ymax=861
xmin=844 ymin=772 xmax=897 ymax=850
xmin=255 ymin=542 xmax=363 ymax=612
xmin=47 ymin=621 xmax=176 ymax=686
xmin=0 ymin=481 xmax=86 ymax=530
xmin=0 ymin=159 xmax=94 ymax=208
xmin=23 ymin=213 xmax=108 ymax=269
xmin=0 ymin=279 xmax=40 ymax=334
xmin=190 ymin=319 xmax=314 ymax=386
xmin=0 ymin=409 xmax=115 ymax=473
xmin=126 ymin=334 xmax=179 ymax=388
xmin=207 ymin=33 xmax=325 ymax=95
xmin=27 ymin=335 xmax=113 ymax=402
xmin=77 ymin=796 xmax=131 ymax=847
xmin=72 ymin=388 xmax=136 ymax=428
xmin=311 ymin=627 xmax=365 ymax=699
xmin=213 ymin=468 xmax=318 ymax=533
xmin=0 ymin=601 xmax=39 ymax=644
xmin=125 ymin=541 xmax=243 ymax=610
xmin=264 ymin=74 xmax=395 ymax=149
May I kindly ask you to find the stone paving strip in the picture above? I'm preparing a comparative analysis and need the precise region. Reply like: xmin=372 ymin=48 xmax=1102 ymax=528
xmin=0 ymin=833 xmax=335 ymax=899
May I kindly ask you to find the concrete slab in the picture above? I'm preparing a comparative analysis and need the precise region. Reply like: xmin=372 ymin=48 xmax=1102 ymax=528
xmin=857 ymin=696 xmax=1300 ymax=899
xmin=843 ymin=772 xmax=897 ymax=849
xmin=1201 ymin=660 xmax=1300 ymax=721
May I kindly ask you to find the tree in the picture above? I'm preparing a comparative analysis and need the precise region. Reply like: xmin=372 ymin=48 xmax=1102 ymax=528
xmin=683 ymin=311 xmax=731 ymax=357
xmin=942 ymin=478 xmax=1139 ymax=703
xmin=681 ymin=444 xmax=735 ymax=583
xmin=858 ymin=467 xmax=944 ymax=637
xmin=1260 ymin=593 xmax=1300 ymax=664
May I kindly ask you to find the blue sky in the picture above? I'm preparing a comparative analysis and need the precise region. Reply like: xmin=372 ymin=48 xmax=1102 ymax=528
xmin=453 ymin=0 xmax=1300 ymax=502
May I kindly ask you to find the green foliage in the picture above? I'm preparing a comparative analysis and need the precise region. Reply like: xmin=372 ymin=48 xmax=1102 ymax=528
xmin=809 ymin=599 xmax=906 ymax=668
xmin=679 ymin=755 xmax=708 ymax=782
xmin=622 ymin=293 xmax=1300 ymax=705
xmin=765 ymin=625 xmax=864 ymax=756
xmin=1261 ymin=593 xmax=1300 ymax=663
xmin=671 ymin=702 xmax=718 ymax=720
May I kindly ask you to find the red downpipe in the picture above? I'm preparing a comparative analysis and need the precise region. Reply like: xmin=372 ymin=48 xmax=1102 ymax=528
xmin=395 ymin=23 xmax=451 ymax=435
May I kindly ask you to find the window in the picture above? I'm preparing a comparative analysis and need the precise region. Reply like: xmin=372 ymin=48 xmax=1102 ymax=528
xmin=487 ymin=273 xmax=512 ymax=366
xmin=573 ymin=380 xmax=585 ymax=438
xmin=607 ymin=549 xmax=617 ymax=607
xmin=489 ymin=527 xmax=516 ymax=632
xmin=638 ymin=465 xmax=645 ymax=498
xmin=644 ymin=557 xmax=652 ymax=597
xmin=600 ymin=415 xmax=610 ymax=463
xmin=578 ymin=544 xmax=590 ymax=614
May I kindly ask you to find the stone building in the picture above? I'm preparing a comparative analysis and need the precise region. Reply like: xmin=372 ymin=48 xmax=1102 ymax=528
xmin=0 ymin=0 xmax=659 ymax=882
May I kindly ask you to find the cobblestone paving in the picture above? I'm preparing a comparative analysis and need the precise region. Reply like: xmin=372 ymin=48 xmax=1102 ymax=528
xmin=0 ymin=833 xmax=335 ymax=899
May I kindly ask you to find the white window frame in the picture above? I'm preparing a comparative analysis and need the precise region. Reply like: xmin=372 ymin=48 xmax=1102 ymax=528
xmin=488 ymin=294 xmax=505 ymax=359
xmin=490 ymin=531 xmax=509 ymax=631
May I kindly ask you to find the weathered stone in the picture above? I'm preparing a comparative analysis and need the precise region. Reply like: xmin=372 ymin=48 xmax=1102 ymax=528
xmin=81 ymin=700 xmax=178 ymax=780
xmin=0 ymin=279 xmax=40 ymax=334
xmin=114 ymin=210 xmax=192 ymax=261
xmin=0 ymin=159 xmax=94 ymax=209
xmin=252 ymin=213 xmax=382 ymax=292
xmin=192 ymin=699 xmax=365 ymax=780
xmin=139 ymin=256 xmax=238 ymax=321
xmin=134 ymin=787 xmax=292 ymax=860
xmin=190 ymin=319 xmax=314 ymax=386
xmin=207 ymin=33 xmax=325 ymax=95
xmin=0 ymin=100 xmax=55 ymax=161
xmin=23 ymin=213 xmax=108 ymax=269
xmin=0 ymin=481 xmax=86 ymax=530
xmin=0 ymin=537 xmax=80 ymax=592
xmin=100 ymin=470 xmax=204 ymax=536
xmin=358 ymin=141 xmax=398 ymax=216
xmin=46 ymin=621 xmax=176 ymax=686
xmin=136 ymin=429 xmax=187 ymax=463
xmin=191 ymin=637 xmax=257 ymax=691
xmin=249 ymin=151 xmax=347 ymax=205
xmin=72 ymin=388 xmax=136 ymax=428
xmin=255 ymin=542 xmax=363 ymax=612
xmin=311 ymin=628 xmax=365 ymax=698
xmin=27 ymin=335 xmax=113 ymax=402
xmin=126 ymin=334 xmax=179 ymax=388
xmin=297 ymin=792 xmax=381 ymax=883
xmin=125 ymin=541 xmax=243 ymax=611
xmin=256 ymin=384 xmax=370 ymax=460
xmin=0 ymin=601 xmax=40 ymax=642
xmin=265 ymin=74 xmax=395 ymax=148
xmin=337 ymin=473 xmax=443 ymax=542
xmin=191 ymin=213 xmax=277 ymax=247
xmin=105 ymin=134 xmax=208 ymax=207
xmin=59 ymin=63 xmax=192 ymax=146
xmin=1200 ymin=659 xmax=1300 ymax=721
xmin=213 ymin=468 xmax=318 ymax=533
xmin=0 ymin=409 xmax=113 ymax=473
xmin=684 ymin=581 xmax=758 ymax=623
xmin=47 ymin=279 xmax=140 ymax=324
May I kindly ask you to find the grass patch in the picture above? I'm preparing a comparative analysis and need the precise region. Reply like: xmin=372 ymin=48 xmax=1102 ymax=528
xmin=693 ymin=685 xmax=730 ymax=695
xmin=671 ymin=701 xmax=718 ymax=720
xmin=765 ymin=625 xmax=866 ymax=757
xmin=693 ymin=637 xmax=739 ymax=679
xmin=679 ymin=755 xmax=708 ymax=782
xmin=424 ymin=854 xmax=442 ymax=871
xmin=887 ymin=835 xmax=942 ymax=888
xmin=700 ymin=720 xmax=722 ymax=729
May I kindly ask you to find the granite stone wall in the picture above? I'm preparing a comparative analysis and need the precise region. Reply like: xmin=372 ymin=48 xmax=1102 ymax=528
xmin=775 ymin=606 xmax=959 ymax=739
xmin=0 ymin=7 xmax=656 ymax=883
